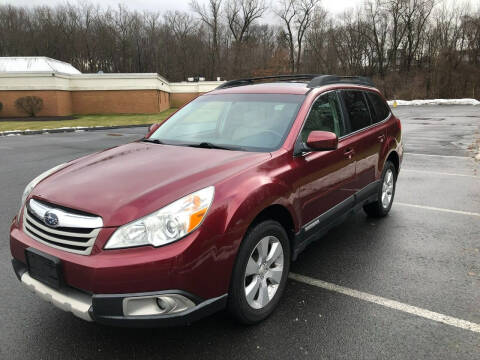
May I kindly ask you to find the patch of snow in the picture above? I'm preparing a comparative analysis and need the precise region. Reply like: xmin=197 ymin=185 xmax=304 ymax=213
xmin=0 ymin=125 xmax=97 ymax=135
xmin=388 ymin=98 xmax=480 ymax=106
xmin=38 ymin=126 xmax=89 ymax=131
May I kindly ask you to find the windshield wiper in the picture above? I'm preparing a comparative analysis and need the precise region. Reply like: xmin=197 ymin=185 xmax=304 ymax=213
xmin=140 ymin=138 xmax=164 ymax=144
xmin=142 ymin=139 xmax=244 ymax=151
xmin=188 ymin=142 xmax=243 ymax=151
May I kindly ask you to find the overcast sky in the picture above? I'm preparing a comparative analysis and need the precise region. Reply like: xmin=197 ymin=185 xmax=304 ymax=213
xmin=3 ymin=0 xmax=475 ymax=24
xmin=2 ymin=0 xmax=365 ymax=17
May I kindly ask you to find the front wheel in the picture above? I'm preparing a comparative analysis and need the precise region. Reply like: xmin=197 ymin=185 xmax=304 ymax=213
xmin=228 ymin=220 xmax=290 ymax=324
xmin=363 ymin=161 xmax=397 ymax=217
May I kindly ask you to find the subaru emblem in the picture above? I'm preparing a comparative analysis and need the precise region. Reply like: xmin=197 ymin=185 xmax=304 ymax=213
xmin=44 ymin=211 xmax=59 ymax=228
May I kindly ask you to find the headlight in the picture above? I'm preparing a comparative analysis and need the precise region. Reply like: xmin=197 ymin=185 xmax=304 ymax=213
xmin=18 ymin=163 xmax=66 ymax=219
xmin=105 ymin=186 xmax=215 ymax=249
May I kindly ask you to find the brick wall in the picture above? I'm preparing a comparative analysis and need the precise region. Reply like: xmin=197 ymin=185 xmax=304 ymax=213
xmin=0 ymin=90 xmax=72 ymax=117
xmin=0 ymin=89 xmax=181 ymax=117
xmin=71 ymin=90 xmax=170 ymax=114
xmin=0 ymin=72 xmax=222 ymax=118
xmin=170 ymin=92 xmax=202 ymax=108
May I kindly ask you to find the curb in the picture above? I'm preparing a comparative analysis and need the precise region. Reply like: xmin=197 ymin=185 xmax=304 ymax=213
xmin=0 ymin=124 xmax=151 ymax=137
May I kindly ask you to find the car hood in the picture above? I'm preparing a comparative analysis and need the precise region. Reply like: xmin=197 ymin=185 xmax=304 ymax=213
xmin=31 ymin=142 xmax=271 ymax=226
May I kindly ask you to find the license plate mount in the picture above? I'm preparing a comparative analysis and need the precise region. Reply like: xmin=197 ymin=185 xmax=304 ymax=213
xmin=25 ymin=247 xmax=64 ymax=289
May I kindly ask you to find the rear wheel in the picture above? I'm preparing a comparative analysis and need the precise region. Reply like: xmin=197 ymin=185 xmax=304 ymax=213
xmin=228 ymin=220 xmax=290 ymax=324
xmin=363 ymin=161 xmax=396 ymax=217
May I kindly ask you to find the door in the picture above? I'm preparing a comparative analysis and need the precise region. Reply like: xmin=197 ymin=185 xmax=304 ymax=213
xmin=340 ymin=90 xmax=387 ymax=193
xmin=292 ymin=91 xmax=356 ymax=228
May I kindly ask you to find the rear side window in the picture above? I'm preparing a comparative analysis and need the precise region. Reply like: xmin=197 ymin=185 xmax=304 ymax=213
xmin=366 ymin=92 xmax=390 ymax=122
xmin=300 ymin=92 xmax=344 ymax=142
xmin=342 ymin=91 xmax=372 ymax=132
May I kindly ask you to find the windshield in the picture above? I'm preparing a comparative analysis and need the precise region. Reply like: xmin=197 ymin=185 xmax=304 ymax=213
xmin=149 ymin=93 xmax=305 ymax=152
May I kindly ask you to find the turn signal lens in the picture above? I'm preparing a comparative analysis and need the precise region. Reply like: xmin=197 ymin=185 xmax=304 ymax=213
xmin=188 ymin=208 xmax=207 ymax=232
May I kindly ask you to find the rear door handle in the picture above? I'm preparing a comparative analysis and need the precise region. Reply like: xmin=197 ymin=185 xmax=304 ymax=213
xmin=344 ymin=148 xmax=355 ymax=159
xmin=378 ymin=135 xmax=385 ymax=143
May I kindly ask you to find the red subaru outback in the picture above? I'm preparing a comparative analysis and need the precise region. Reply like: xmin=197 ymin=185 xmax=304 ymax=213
xmin=10 ymin=75 xmax=402 ymax=326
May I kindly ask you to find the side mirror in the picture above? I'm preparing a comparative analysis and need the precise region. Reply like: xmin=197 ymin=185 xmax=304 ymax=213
xmin=306 ymin=131 xmax=338 ymax=151
xmin=148 ymin=123 xmax=160 ymax=134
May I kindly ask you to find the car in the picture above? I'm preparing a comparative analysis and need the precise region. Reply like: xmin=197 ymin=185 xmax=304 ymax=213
xmin=10 ymin=74 xmax=402 ymax=326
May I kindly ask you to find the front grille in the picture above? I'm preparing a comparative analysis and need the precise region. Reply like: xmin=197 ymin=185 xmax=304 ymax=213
xmin=23 ymin=199 xmax=103 ymax=255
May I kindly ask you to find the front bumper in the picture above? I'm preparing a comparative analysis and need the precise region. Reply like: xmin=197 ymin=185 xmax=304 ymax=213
xmin=10 ymin=222 xmax=234 ymax=299
xmin=12 ymin=259 xmax=227 ymax=327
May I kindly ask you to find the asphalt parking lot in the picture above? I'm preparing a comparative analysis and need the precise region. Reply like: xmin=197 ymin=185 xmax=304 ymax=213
xmin=0 ymin=105 xmax=479 ymax=359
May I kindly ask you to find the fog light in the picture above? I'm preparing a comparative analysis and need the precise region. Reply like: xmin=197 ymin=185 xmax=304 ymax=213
xmin=156 ymin=295 xmax=194 ymax=314
xmin=123 ymin=294 xmax=195 ymax=316
xmin=156 ymin=297 xmax=172 ymax=312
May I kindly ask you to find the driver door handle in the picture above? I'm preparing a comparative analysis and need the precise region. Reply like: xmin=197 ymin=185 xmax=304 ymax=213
xmin=344 ymin=148 xmax=355 ymax=159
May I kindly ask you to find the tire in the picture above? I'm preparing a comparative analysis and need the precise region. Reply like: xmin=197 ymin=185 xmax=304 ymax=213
xmin=228 ymin=220 xmax=290 ymax=324
xmin=363 ymin=161 xmax=397 ymax=217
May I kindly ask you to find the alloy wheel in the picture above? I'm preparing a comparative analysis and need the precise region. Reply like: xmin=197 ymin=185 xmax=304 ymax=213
xmin=244 ymin=236 xmax=284 ymax=309
xmin=381 ymin=169 xmax=394 ymax=209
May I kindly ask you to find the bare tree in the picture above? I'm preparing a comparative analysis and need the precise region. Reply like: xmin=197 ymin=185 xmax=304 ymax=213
xmin=295 ymin=0 xmax=318 ymax=72
xmin=190 ymin=0 xmax=223 ymax=78
xmin=304 ymin=7 xmax=331 ymax=73
xmin=361 ymin=0 xmax=389 ymax=77
xmin=225 ymin=0 xmax=266 ymax=75
xmin=275 ymin=0 xmax=296 ymax=72
xmin=226 ymin=0 xmax=265 ymax=42
xmin=333 ymin=10 xmax=369 ymax=75
xmin=275 ymin=0 xmax=320 ymax=73
xmin=385 ymin=0 xmax=408 ymax=70
xmin=401 ymin=0 xmax=436 ymax=71
xmin=0 ymin=1 xmax=479 ymax=99
xmin=165 ymin=11 xmax=198 ymax=79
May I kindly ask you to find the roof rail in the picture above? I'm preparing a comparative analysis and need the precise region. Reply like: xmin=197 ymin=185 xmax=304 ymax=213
xmin=215 ymin=74 xmax=375 ymax=90
xmin=307 ymin=75 xmax=374 ymax=88
xmin=215 ymin=74 xmax=319 ymax=89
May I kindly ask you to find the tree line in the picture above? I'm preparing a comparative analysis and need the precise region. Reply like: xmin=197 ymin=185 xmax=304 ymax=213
xmin=0 ymin=0 xmax=479 ymax=99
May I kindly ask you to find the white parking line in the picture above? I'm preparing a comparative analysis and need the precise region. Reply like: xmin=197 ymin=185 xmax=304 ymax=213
xmin=396 ymin=202 xmax=480 ymax=217
xmin=289 ymin=273 xmax=480 ymax=333
xmin=402 ymin=169 xmax=479 ymax=179
xmin=405 ymin=152 xmax=471 ymax=159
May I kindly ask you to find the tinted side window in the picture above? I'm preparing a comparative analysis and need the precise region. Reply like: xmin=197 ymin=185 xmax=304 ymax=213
xmin=367 ymin=92 xmax=390 ymax=122
xmin=301 ymin=92 xmax=344 ymax=142
xmin=342 ymin=91 xmax=372 ymax=132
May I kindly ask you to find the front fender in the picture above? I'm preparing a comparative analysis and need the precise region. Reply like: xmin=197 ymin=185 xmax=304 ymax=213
xmin=217 ymin=175 xmax=298 ymax=252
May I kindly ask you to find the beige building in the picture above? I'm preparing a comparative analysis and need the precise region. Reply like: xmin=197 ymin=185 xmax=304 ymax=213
xmin=0 ymin=57 xmax=222 ymax=118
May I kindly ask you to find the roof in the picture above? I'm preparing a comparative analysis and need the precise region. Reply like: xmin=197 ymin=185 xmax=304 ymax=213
xmin=0 ymin=57 xmax=81 ymax=75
